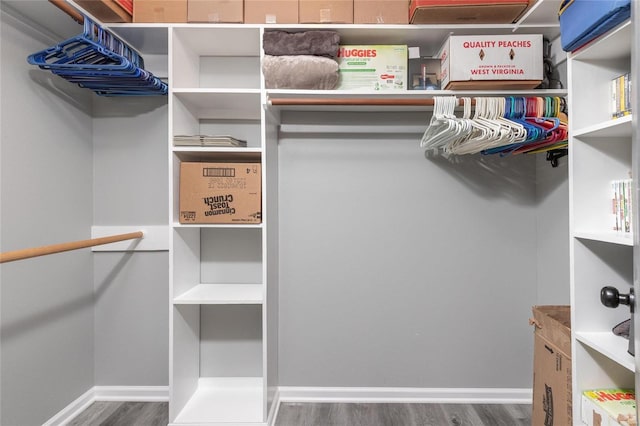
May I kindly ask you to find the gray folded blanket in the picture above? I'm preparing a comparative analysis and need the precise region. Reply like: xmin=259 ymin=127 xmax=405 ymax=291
xmin=263 ymin=30 xmax=340 ymax=58
xmin=263 ymin=55 xmax=339 ymax=90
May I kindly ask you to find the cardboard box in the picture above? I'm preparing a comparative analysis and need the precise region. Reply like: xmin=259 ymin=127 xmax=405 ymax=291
xmin=531 ymin=305 xmax=572 ymax=426
xmin=582 ymin=389 xmax=637 ymax=426
xmin=133 ymin=0 xmax=187 ymax=22
xmin=354 ymin=0 xmax=408 ymax=24
xmin=180 ymin=162 xmax=261 ymax=224
xmin=299 ymin=0 xmax=353 ymax=23
xmin=438 ymin=34 xmax=543 ymax=90
xmin=337 ymin=45 xmax=407 ymax=91
xmin=188 ymin=0 xmax=243 ymax=22
xmin=75 ymin=0 xmax=132 ymax=22
xmin=244 ymin=0 xmax=298 ymax=23
xmin=409 ymin=0 xmax=531 ymax=24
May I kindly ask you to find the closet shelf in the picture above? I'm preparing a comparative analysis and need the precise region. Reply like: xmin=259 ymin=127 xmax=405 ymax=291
xmin=572 ymin=115 xmax=633 ymax=138
xmin=574 ymin=231 xmax=634 ymax=246
xmin=173 ymin=284 xmax=263 ymax=304
xmin=172 ymin=377 xmax=264 ymax=424
xmin=266 ymin=89 xmax=568 ymax=112
xmin=173 ymin=223 xmax=264 ymax=229
xmin=570 ymin=20 xmax=632 ymax=62
xmin=575 ymin=332 xmax=635 ymax=372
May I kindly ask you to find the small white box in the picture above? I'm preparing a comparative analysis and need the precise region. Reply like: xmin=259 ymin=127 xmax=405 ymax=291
xmin=336 ymin=45 xmax=407 ymax=91
xmin=438 ymin=34 xmax=543 ymax=90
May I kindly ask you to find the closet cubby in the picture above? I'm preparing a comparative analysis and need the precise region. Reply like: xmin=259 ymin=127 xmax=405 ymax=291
xmin=569 ymin=17 xmax=636 ymax=423
xmin=171 ymin=26 xmax=261 ymax=90
xmin=171 ymin=304 xmax=264 ymax=424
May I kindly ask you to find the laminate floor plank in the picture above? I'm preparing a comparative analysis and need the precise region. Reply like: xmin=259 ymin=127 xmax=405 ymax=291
xmin=472 ymin=403 xmax=524 ymax=426
xmin=67 ymin=401 xmax=123 ymax=426
xmin=68 ymin=402 xmax=168 ymax=426
xmin=427 ymin=403 xmax=483 ymax=425
xmin=69 ymin=401 xmax=531 ymax=425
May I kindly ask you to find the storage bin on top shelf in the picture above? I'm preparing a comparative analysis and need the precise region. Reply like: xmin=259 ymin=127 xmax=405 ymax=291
xmin=559 ymin=0 xmax=631 ymax=52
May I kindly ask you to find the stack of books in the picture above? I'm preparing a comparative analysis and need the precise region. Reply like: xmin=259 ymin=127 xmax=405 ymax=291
xmin=173 ymin=135 xmax=247 ymax=147
xmin=611 ymin=73 xmax=632 ymax=119
xmin=611 ymin=179 xmax=633 ymax=235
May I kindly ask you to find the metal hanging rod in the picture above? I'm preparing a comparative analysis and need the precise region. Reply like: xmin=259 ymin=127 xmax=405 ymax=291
xmin=0 ymin=231 xmax=144 ymax=264
xmin=268 ymin=98 xmax=465 ymax=107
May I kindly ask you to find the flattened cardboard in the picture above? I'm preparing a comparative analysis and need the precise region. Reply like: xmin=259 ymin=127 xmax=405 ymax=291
xmin=531 ymin=305 xmax=572 ymax=426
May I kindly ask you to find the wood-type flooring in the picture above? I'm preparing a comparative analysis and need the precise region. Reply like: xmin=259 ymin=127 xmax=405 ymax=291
xmin=67 ymin=401 xmax=532 ymax=425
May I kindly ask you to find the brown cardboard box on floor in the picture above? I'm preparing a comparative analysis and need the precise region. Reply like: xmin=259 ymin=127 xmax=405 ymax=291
xmin=133 ymin=0 xmax=187 ymax=22
xmin=180 ymin=162 xmax=261 ymax=224
xmin=299 ymin=0 xmax=353 ymax=23
xmin=188 ymin=0 xmax=243 ymax=22
xmin=244 ymin=0 xmax=298 ymax=23
xmin=354 ymin=0 xmax=408 ymax=24
xmin=531 ymin=305 xmax=572 ymax=426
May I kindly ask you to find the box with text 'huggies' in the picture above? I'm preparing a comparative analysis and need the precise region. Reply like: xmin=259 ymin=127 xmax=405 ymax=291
xmin=438 ymin=34 xmax=543 ymax=90
xmin=180 ymin=162 xmax=261 ymax=224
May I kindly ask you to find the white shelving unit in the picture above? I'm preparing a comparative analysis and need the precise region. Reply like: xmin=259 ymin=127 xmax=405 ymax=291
xmin=168 ymin=24 xmax=276 ymax=426
xmin=93 ymin=6 xmax=569 ymax=425
xmin=568 ymin=17 xmax=637 ymax=424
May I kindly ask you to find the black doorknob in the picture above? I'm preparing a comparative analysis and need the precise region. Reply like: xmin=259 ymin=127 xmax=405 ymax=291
xmin=601 ymin=286 xmax=634 ymax=309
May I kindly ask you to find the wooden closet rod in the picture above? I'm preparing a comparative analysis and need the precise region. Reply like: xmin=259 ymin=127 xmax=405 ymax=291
xmin=0 ymin=231 xmax=143 ymax=264
xmin=49 ymin=0 xmax=84 ymax=24
xmin=268 ymin=98 xmax=476 ymax=106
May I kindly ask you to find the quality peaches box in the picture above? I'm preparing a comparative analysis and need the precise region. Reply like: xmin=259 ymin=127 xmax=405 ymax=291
xmin=438 ymin=34 xmax=543 ymax=90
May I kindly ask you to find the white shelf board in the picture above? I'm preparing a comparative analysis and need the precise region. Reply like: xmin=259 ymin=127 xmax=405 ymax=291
xmin=172 ymin=149 xmax=262 ymax=163
xmin=172 ymin=223 xmax=263 ymax=229
xmin=173 ymin=377 xmax=264 ymax=424
xmin=173 ymin=91 xmax=262 ymax=120
xmin=91 ymin=225 xmax=169 ymax=251
xmin=570 ymin=20 xmax=632 ymax=62
xmin=574 ymin=231 xmax=634 ymax=247
xmin=575 ymin=331 xmax=635 ymax=372
xmin=573 ymin=115 xmax=633 ymax=138
xmin=173 ymin=284 xmax=263 ymax=304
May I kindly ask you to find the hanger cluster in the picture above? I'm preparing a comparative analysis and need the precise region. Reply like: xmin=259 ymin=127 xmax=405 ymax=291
xmin=421 ymin=96 xmax=568 ymax=165
xmin=27 ymin=16 xmax=167 ymax=96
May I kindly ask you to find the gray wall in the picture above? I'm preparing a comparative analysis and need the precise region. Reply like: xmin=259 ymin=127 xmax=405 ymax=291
xmin=0 ymin=8 xmax=94 ymax=425
xmin=535 ymin=154 xmax=570 ymax=305
xmin=0 ymin=7 xmax=170 ymax=425
xmin=92 ymin=97 xmax=169 ymax=386
xmin=277 ymin=111 xmax=540 ymax=388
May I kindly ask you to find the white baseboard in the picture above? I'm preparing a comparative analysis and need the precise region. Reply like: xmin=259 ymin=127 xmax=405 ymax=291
xmin=44 ymin=386 xmax=169 ymax=425
xmin=278 ymin=387 xmax=533 ymax=405
xmin=268 ymin=388 xmax=281 ymax=426
xmin=43 ymin=388 xmax=95 ymax=426
xmin=46 ymin=385 xmax=529 ymax=425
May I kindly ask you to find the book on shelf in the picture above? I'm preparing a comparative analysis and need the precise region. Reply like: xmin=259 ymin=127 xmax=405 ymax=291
xmin=581 ymin=389 xmax=636 ymax=426
xmin=611 ymin=73 xmax=632 ymax=119
xmin=173 ymin=135 xmax=248 ymax=147
xmin=611 ymin=179 xmax=633 ymax=235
